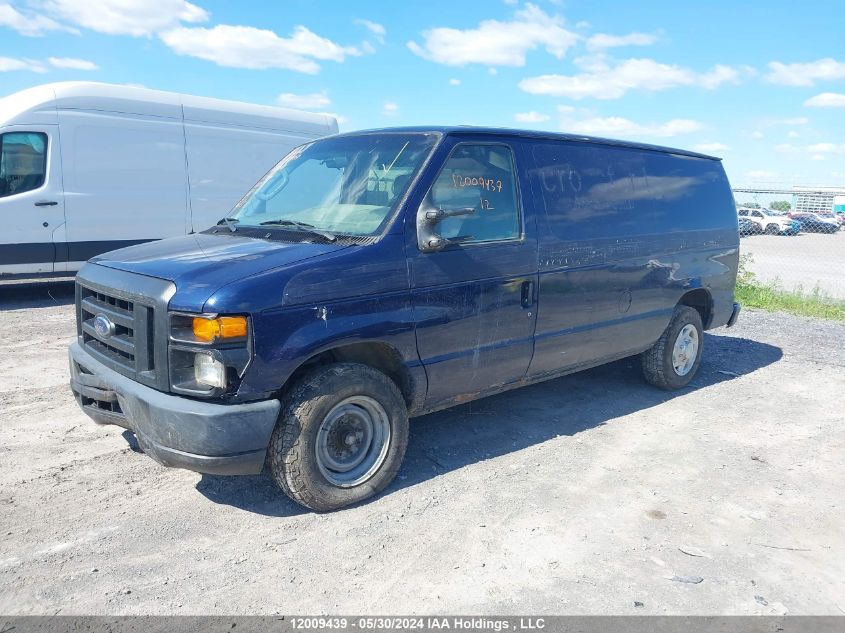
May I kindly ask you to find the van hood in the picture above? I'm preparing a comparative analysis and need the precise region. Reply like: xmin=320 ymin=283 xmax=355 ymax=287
xmin=91 ymin=232 xmax=348 ymax=302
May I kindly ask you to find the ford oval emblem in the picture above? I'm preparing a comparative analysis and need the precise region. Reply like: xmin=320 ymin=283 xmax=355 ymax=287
xmin=93 ymin=314 xmax=115 ymax=339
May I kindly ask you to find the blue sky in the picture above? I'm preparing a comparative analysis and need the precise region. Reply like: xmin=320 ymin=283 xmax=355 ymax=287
xmin=2 ymin=0 xmax=844 ymax=191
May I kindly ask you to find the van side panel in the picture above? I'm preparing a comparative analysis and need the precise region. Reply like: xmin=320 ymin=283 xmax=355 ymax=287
xmin=184 ymin=121 xmax=330 ymax=232
xmin=58 ymin=108 xmax=188 ymax=263
xmin=525 ymin=140 xmax=738 ymax=378
xmin=647 ymin=151 xmax=739 ymax=330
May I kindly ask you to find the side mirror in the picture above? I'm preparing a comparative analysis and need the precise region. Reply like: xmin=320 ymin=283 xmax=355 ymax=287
xmin=416 ymin=205 xmax=476 ymax=252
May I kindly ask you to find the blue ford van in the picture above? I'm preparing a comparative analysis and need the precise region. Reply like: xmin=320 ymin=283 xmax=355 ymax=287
xmin=69 ymin=127 xmax=741 ymax=511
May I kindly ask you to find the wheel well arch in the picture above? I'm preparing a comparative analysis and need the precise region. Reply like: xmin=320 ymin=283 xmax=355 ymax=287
xmin=678 ymin=288 xmax=713 ymax=329
xmin=281 ymin=342 xmax=415 ymax=408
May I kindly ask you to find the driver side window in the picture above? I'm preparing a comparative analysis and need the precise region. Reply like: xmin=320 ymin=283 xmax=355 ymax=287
xmin=428 ymin=143 xmax=521 ymax=244
xmin=0 ymin=132 xmax=47 ymax=198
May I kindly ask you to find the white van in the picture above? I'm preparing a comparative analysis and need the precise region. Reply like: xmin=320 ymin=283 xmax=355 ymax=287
xmin=0 ymin=82 xmax=338 ymax=277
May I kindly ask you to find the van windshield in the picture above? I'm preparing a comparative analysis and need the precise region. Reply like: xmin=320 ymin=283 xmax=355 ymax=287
xmin=229 ymin=133 xmax=438 ymax=236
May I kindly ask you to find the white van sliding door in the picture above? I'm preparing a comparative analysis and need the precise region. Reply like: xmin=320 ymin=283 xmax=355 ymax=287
xmin=58 ymin=109 xmax=188 ymax=269
xmin=0 ymin=125 xmax=66 ymax=275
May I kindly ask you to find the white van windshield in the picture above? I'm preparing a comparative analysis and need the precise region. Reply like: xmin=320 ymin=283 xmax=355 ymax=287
xmin=230 ymin=133 xmax=438 ymax=236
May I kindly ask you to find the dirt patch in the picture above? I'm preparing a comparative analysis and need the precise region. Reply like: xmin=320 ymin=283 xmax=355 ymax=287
xmin=0 ymin=282 xmax=843 ymax=615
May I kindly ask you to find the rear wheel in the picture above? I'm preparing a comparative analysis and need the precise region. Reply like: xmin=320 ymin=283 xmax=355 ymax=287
xmin=268 ymin=363 xmax=409 ymax=512
xmin=641 ymin=306 xmax=704 ymax=390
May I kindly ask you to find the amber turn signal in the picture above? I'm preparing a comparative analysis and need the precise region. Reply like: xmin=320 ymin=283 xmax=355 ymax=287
xmin=192 ymin=316 xmax=248 ymax=342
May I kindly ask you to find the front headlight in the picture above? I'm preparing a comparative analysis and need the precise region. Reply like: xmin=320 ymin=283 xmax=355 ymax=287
xmin=194 ymin=353 xmax=227 ymax=389
xmin=168 ymin=312 xmax=252 ymax=397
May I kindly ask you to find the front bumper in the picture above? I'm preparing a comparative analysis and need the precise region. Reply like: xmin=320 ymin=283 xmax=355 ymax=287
xmin=69 ymin=342 xmax=280 ymax=475
xmin=726 ymin=302 xmax=741 ymax=328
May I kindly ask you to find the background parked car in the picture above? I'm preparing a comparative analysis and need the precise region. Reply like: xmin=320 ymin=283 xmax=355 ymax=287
xmin=816 ymin=212 xmax=843 ymax=231
xmin=737 ymin=207 xmax=799 ymax=235
xmin=738 ymin=217 xmax=757 ymax=236
xmin=788 ymin=212 xmax=840 ymax=233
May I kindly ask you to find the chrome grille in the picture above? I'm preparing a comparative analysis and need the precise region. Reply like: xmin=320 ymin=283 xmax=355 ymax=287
xmin=74 ymin=265 xmax=176 ymax=392
xmin=79 ymin=290 xmax=138 ymax=371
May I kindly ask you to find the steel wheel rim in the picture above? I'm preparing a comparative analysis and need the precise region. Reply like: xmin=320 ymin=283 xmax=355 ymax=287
xmin=316 ymin=395 xmax=391 ymax=488
xmin=672 ymin=323 xmax=699 ymax=376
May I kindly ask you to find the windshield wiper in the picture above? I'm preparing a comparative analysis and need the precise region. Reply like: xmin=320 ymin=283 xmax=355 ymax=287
xmin=216 ymin=217 xmax=239 ymax=232
xmin=259 ymin=219 xmax=336 ymax=242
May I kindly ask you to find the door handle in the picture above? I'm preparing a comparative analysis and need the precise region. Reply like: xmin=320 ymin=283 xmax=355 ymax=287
xmin=34 ymin=200 xmax=58 ymax=207
xmin=521 ymin=280 xmax=535 ymax=308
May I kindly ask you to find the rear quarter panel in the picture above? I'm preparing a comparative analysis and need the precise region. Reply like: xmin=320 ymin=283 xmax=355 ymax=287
xmin=524 ymin=139 xmax=738 ymax=376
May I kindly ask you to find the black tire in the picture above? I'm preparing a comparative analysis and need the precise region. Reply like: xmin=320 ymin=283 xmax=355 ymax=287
xmin=641 ymin=305 xmax=704 ymax=390
xmin=765 ymin=224 xmax=779 ymax=235
xmin=268 ymin=362 xmax=409 ymax=512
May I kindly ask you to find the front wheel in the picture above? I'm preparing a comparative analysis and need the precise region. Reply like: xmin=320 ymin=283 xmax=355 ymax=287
xmin=765 ymin=224 xmax=780 ymax=235
xmin=268 ymin=363 xmax=409 ymax=512
xmin=641 ymin=306 xmax=704 ymax=390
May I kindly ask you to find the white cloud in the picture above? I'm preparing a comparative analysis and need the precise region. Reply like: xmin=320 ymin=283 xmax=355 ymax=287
xmin=355 ymin=18 xmax=385 ymax=43
xmin=519 ymin=58 xmax=745 ymax=100
xmin=276 ymin=91 xmax=331 ymax=110
xmin=382 ymin=101 xmax=399 ymax=116
xmin=775 ymin=142 xmax=845 ymax=157
xmin=41 ymin=0 xmax=207 ymax=36
xmin=807 ymin=142 xmax=845 ymax=154
xmin=747 ymin=117 xmax=808 ymax=139
xmin=698 ymin=64 xmax=745 ymax=89
xmin=787 ymin=130 xmax=800 ymax=138
xmin=692 ymin=142 xmax=729 ymax=153
xmin=0 ymin=2 xmax=77 ymax=36
xmin=449 ymin=78 xmax=461 ymax=86
xmin=585 ymin=32 xmax=656 ymax=51
xmin=407 ymin=3 xmax=578 ymax=67
xmin=804 ymin=92 xmax=845 ymax=108
xmin=160 ymin=24 xmax=361 ymax=73
xmin=562 ymin=115 xmax=702 ymax=138
xmin=48 ymin=56 xmax=98 ymax=70
xmin=0 ymin=56 xmax=47 ymax=72
xmin=767 ymin=58 xmax=845 ymax=86
xmin=514 ymin=111 xmax=550 ymax=123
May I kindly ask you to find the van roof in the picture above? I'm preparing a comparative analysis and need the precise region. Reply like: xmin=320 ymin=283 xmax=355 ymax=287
xmin=335 ymin=126 xmax=721 ymax=161
xmin=0 ymin=81 xmax=337 ymax=134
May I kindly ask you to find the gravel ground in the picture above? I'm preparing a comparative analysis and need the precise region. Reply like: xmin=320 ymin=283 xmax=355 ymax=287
xmin=0 ymin=282 xmax=843 ymax=615
xmin=741 ymin=229 xmax=845 ymax=299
